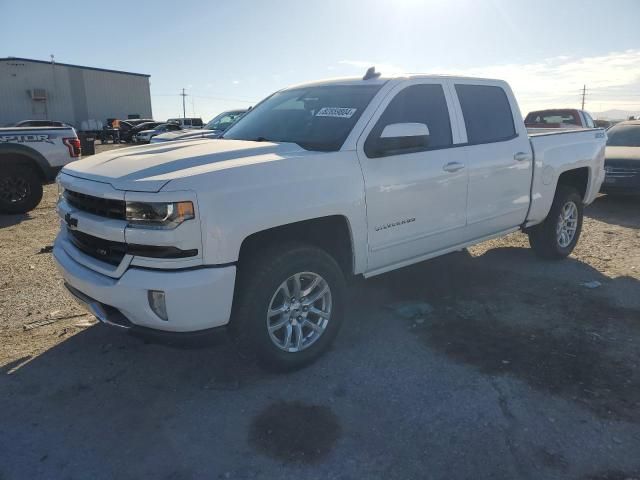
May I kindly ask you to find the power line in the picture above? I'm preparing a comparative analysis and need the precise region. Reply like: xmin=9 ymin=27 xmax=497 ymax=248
xmin=192 ymin=94 xmax=257 ymax=103
xmin=150 ymin=92 xmax=257 ymax=103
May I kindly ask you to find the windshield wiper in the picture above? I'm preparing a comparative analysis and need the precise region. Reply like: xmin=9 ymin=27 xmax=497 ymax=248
xmin=253 ymin=136 xmax=270 ymax=142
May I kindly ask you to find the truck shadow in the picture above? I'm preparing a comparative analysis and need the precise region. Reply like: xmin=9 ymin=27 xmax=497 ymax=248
xmin=0 ymin=212 xmax=32 ymax=228
xmin=359 ymin=248 xmax=640 ymax=423
xmin=1 ymin=245 xmax=639 ymax=476
xmin=586 ymin=194 xmax=640 ymax=229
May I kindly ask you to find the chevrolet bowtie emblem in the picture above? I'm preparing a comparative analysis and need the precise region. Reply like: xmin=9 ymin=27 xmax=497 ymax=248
xmin=64 ymin=213 xmax=78 ymax=228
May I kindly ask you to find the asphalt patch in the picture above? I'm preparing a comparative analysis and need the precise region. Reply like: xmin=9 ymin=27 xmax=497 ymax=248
xmin=249 ymin=401 xmax=341 ymax=464
xmin=582 ymin=471 xmax=640 ymax=480
xmin=417 ymin=291 xmax=640 ymax=421
xmin=376 ymin=252 xmax=640 ymax=422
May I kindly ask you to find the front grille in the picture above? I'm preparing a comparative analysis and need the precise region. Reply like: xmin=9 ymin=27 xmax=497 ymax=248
xmin=67 ymin=229 xmax=126 ymax=265
xmin=64 ymin=190 xmax=125 ymax=220
xmin=66 ymin=229 xmax=198 ymax=265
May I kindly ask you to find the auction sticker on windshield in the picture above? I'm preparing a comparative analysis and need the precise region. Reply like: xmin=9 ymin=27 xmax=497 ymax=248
xmin=316 ymin=107 xmax=357 ymax=118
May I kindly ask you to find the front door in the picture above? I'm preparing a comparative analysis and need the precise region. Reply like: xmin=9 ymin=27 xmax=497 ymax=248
xmin=356 ymin=80 xmax=469 ymax=274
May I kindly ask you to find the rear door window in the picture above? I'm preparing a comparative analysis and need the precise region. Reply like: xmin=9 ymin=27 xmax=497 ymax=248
xmin=364 ymin=83 xmax=452 ymax=158
xmin=583 ymin=112 xmax=595 ymax=128
xmin=455 ymin=84 xmax=516 ymax=144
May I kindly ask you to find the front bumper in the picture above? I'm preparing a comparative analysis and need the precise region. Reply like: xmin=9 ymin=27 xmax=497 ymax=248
xmin=600 ymin=175 xmax=640 ymax=195
xmin=54 ymin=241 xmax=236 ymax=333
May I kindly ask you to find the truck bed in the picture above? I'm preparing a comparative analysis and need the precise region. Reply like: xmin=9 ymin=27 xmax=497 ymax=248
xmin=525 ymin=127 xmax=606 ymax=227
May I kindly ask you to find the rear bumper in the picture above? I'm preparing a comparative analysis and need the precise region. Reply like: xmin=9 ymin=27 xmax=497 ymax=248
xmin=54 ymin=241 xmax=236 ymax=333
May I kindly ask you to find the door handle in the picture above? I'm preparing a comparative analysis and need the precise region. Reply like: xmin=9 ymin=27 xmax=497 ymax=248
xmin=514 ymin=152 xmax=531 ymax=162
xmin=443 ymin=162 xmax=465 ymax=173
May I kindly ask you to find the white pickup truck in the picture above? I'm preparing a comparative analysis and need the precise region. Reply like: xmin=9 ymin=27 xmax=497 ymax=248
xmin=0 ymin=126 xmax=81 ymax=213
xmin=54 ymin=71 xmax=606 ymax=369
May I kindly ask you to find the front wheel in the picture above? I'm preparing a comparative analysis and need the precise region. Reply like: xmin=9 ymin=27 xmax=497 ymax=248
xmin=527 ymin=185 xmax=583 ymax=259
xmin=0 ymin=165 xmax=43 ymax=214
xmin=231 ymin=243 xmax=346 ymax=371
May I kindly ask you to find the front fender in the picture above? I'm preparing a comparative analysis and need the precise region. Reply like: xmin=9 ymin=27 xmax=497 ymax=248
xmin=182 ymin=151 xmax=368 ymax=274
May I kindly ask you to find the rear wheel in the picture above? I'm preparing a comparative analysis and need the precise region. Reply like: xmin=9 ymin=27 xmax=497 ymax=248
xmin=528 ymin=185 xmax=583 ymax=259
xmin=231 ymin=243 xmax=346 ymax=371
xmin=0 ymin=165 xmax=43 ymax=214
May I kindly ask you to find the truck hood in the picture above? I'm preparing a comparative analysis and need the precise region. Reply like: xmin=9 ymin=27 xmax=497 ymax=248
xmin=63 ymin=139 xmax=306 ymax=192
xmin=605 ymin=146 xmax=640 ymax=162
xmin=153 ymin=129 xmax=220 ymax=142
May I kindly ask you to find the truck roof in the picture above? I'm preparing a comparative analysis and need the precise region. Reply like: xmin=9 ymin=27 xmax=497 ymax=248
xmin=286 ymin=73 xmax=507 ymax=90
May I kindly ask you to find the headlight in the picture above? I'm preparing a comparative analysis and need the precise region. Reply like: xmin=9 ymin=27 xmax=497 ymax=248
xmin=126 ymin=201 xmax=194 ymax=229
xmin=57 ymin=179 xmax=64 ymax=203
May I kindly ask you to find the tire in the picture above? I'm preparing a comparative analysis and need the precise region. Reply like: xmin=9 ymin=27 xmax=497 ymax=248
xmin=527 ymin=185 xmax=583 ymax=259
xmin=0 ymin=165 xmax=43 ymax=214
xmin=231 ymin=243 xmax=346 ymax=371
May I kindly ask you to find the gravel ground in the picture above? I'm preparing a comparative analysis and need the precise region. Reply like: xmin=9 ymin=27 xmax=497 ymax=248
xmin=0 ymin=161 xmax=639 ymax=479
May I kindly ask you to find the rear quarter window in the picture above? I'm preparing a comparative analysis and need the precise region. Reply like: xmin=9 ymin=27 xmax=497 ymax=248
xmin=583 ymin=112 xmax=595 ymax=128
xmin=456 ymin=84 xmax=516 ymax=144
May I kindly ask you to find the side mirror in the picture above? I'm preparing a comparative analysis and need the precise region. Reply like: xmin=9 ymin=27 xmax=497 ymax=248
xmin=375 ymin=123 xmax=430 ymax=156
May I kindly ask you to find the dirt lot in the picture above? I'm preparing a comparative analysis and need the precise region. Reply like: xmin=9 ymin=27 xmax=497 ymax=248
xmin=1 ymin=162 xmax=639 ymax=479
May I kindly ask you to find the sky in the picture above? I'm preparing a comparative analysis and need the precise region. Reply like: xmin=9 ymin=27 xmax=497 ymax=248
xmin=2 ymin=0 xmax=640 ymax=121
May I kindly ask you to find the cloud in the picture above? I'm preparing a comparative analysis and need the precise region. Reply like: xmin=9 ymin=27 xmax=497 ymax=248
xmin=232 ymin=80 xmax=240 ymax=85
xmin=337 ymin=50 xmax=640 ymax=117
xmin=439 ymin=49 xmax=640 ymax=114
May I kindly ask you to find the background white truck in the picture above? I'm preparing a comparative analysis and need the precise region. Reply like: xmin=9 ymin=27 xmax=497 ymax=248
xmin=54 ymin=71 xmax=606 ymax=369
xmin=0 ymin=126 xmax=80 ymax=213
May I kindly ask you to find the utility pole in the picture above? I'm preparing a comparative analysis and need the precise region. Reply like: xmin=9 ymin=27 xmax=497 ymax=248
xmin=180 ymin=88 xmax=188 ymax=120
xmin=581 ymin=84 xmax=586 ymax=110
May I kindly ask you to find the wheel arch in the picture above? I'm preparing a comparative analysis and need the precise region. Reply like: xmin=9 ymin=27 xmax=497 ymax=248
xmin=0 ymin=144 xmax=51 ymax=181
xmin=556 ymin=166 xmax=590 ymax=201
xmin=237 ymin=215 xmax=357 ymax=277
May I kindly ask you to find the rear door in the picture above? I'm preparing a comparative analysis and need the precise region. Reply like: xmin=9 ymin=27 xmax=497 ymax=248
xmin=357 ymin=79 xmax=469 ymax=273
xmin=450 ymin=81 xmax=533 ymax=237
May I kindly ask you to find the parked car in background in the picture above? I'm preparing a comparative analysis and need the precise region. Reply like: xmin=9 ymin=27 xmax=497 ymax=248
xmin=54 ymin=71 xmax=605 ymax=369
xmin=601 ymin=120 xmax=640 ymax=195
xmin=594 ymin=119 xmax=612 ymax=129
xmin=134 ymin=123 xmax=183 ymax=143
xmin=121 ymin=121 xmax=163 ymax=143
xmin=151 ymin=109 xmax=247 ymax=143
xmin=0 ymin=125 xmax=80 ymax=213
xmin=167 ymin=117 xmax=204 ymax=129
xmin=13 ymin=120 xmax=74 ymax=128
xmin=116 ymin=119 xmax=154 ymax=142
xmin=525 ymin=109 xmax=595 ymax=133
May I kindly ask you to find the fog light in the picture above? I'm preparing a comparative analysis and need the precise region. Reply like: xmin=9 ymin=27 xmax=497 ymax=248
xmin=148 ymin=290 xmax=168 ymax=321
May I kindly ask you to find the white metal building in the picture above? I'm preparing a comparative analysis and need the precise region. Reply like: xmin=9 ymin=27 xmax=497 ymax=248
xmin=0 ymin=57 xmax=152 ymax=129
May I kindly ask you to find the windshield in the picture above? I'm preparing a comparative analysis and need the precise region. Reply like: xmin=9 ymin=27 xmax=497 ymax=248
xmin=223 ymin=84 xmax=383 ymax=151
xmin=606 ymin=124 xmax=640 ymax=147
xmin=205 ymin=111 xmax=245 ymax=131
